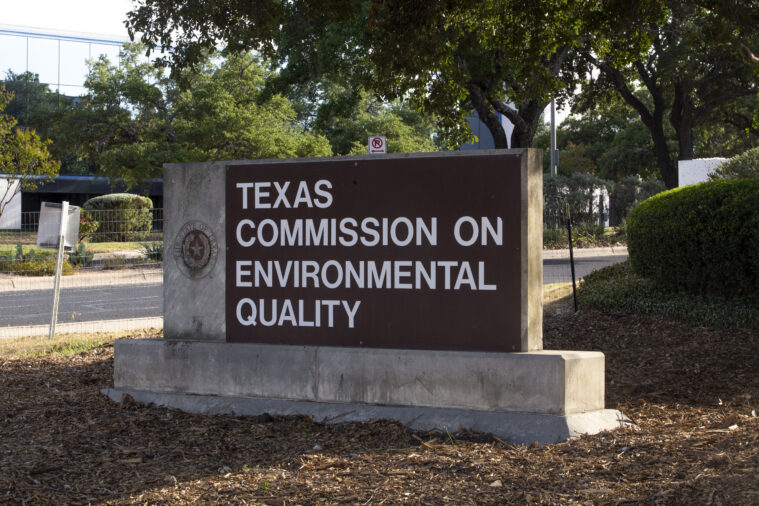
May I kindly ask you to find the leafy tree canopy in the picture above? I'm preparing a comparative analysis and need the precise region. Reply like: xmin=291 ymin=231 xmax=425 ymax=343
xmin=305 ymin=85 xmax=438 ymax=155
xmin=0 ymin=86 xmax=60 ymax=220
xmin=62 ymin=44 xmax=332 ymax=187
xmin=535 ymin=90 xmax=662 ymax=180
xmin=126 ymin=0 xmax=664 ymax=150
xmin=0 ymin=71 xmax=91 ymax=176
xmin=578 ymin=0 xmax=759 ymax=188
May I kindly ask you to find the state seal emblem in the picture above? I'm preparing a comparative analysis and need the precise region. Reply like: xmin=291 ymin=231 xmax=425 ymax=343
xmin=173 ymin=221 xmax=218 ymax=278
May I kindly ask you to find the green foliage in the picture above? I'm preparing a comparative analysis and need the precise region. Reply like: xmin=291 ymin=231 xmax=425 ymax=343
xmin=543 ymin=173 xmax=609 ymax=229
xmin=2 ymin=71 xmax=63 ymax=140
xmin=560 ymin=88 xmax=666 ymax=180
xmin=627 ymin=179 xmax=759 ymax=300
xmin=337 ymin=101 xmax=437 ymax=155
xmin=21 ymin=338 xmax=111 ymax=357
xmin=101 ymin=255 xmax=128 ymax=270
xmin=578 ymin=261 xmax=759 ymax=329
xmin=63 ymin=45 xmax=331 ymax=186
xmin=78 ymin=210 xmax=99 ymax=242
xmin=0 ymin=71 xmax=92 ymax=176
xmin=535 ymin=90 xmax=664 ymax=181
xmin=362 ymin=0 xmax=663 ymax=149
xmin=578 ymin=2 xmax=759 ymax=188
xmin=709 ymin=147 xmax=759 ymax=180
xmin=141 ymin=242 xmax=163 ymax=262
xmin=544 ymin=225 xmax=625 ymax=249
xmin=0 ymin=85 xmax=60 ymax=222
xmin=0 ymin=249 xmax=74 ymax=276
xmin=127 ymin=0 xmax=664 ymax=150
xmin=83 ymin=193 xmax=153 ymax=211
xmin=608 ymin=175 xmax=665 ymax=226
xmin=68 ymin=243 xmax=94 ymax=267
xmin=82 ymin=193 xmax=154 ymax=242
xmin=555 ymin=143 xmax=597 ymax=176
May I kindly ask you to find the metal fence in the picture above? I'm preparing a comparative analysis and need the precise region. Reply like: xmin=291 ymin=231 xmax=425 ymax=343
xmin=0 ymin=209 xmax=163 ymax=337
xmin=0 ymin=207 xmax=627 ymax=338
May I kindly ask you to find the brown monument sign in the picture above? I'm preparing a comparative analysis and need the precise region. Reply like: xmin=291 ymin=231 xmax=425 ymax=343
xmin=225 ymin=152 xmax=539 ymax=352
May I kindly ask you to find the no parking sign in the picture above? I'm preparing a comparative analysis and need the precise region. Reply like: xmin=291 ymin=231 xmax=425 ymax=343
xmin=368 ymin=136 xmax=387 ymax=154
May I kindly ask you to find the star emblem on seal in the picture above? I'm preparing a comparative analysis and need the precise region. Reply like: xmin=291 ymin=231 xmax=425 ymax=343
xmin=173 ymin=221 xmax=218 ymax=279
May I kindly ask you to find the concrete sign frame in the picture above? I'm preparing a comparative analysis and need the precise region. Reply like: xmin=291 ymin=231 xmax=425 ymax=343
xmin=107 ymin=149 xmax=628 ymax=444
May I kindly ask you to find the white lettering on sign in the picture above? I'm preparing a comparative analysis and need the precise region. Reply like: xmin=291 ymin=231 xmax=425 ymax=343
xmin=454 ymin=216 xmax=503 ymax=246
xmin=232 ymin=177 xmax=506 ymax=330
xmin=235 ymin=216 xmax=438 ymax=247
xmin=236 ymin=180 xmax=333 ymax=209
xmin=234 ymin=259 xmax=497 ymax=291
xmin=236 ymin=298 xmax=362 ymax=328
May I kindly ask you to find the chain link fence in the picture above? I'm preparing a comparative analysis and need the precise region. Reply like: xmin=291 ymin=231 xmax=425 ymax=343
xmin=0 ymin=205 xmax=630 ymax=337
xmin=0 ymin=209 xmax=163 ymax=337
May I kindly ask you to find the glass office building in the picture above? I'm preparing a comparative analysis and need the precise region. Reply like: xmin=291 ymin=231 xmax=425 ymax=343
xmin=0 ymin=24 xmax=125 ymax=96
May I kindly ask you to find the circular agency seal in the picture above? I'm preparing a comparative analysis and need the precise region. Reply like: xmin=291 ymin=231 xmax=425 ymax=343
xmin=173 ymin=221 xmax=219 ymax=279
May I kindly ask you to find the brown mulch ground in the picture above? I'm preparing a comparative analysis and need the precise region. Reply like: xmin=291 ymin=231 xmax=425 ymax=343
xmin=2 ymin=309 xmax=759 ymax=504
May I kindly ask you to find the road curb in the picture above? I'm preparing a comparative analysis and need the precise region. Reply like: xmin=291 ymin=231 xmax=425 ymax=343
xmin=0 ymin=267 xmax=162 ymax=291
xmin=542 ymin=246 xmax=628 ymax=260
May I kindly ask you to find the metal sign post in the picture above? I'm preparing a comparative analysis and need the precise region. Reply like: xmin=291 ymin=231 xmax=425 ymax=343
xmin=48 ymin=201 xmax=69 ymax=340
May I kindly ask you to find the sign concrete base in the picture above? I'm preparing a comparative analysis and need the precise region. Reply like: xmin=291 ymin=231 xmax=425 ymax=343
xmin=106 ymin=339 xmax=630 ymax=444
xmin=102 ymin=388 xmax=629 ymax=445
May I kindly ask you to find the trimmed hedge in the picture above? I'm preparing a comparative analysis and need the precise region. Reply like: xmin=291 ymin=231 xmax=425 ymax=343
xmin=626 ymin=179 xmax=759 ymax=300
xmin=82 ymin=193 xmax=153 ymax=242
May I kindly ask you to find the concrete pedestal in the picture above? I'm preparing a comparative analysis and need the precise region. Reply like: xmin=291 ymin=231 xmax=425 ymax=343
xmin=105 ymin=339 xmax=629 ymax=444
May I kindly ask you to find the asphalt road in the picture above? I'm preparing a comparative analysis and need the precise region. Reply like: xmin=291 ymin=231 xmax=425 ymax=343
xmin=0 ymin=253 xmax=627 ymax=327
xmin=543 ymin=254 xmax=627 ymax=284
xmin=0 ymin=283 xmax=163 ymax=327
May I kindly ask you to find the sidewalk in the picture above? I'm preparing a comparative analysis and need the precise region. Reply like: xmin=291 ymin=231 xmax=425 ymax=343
xmin=0 ymin=266 xmax=162 ymax=291
xmin=542 ymin=245 xmax=628 ymax=260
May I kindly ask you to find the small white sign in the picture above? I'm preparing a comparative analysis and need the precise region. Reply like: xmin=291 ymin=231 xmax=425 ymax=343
xmin=37 ymin=202 xmax=80 ymax=251
xmin=368 ymin=136 xmax=387 ymax=154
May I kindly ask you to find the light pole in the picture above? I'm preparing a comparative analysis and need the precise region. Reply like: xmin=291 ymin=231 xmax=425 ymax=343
xmin=549 ymin=99 xmax=558 ymax=176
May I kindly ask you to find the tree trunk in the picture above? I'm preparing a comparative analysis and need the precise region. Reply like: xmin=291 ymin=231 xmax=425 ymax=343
xmin=592 ymin=59 xmax=679 ymax=188
xmin=467 ymin=83 xmax=509 ymax=149
xmin=467 ymin=82 xmax=547 ymax=150
xmin=650 ymin=119 xmax=678 ymax=188
xmin=509 ymin=100 xmax=544 ymax=149
xmin=670 ymin=82 xmax=695 ymax=162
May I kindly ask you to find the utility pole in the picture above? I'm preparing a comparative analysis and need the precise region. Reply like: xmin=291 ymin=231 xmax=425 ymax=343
xmin=549 ymin=99 xmax=558 ymax=176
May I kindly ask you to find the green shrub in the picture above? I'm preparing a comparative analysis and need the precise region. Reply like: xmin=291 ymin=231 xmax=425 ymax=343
xmin=68 ymin=243 xmax=94 ymax=267
xmin=609 ymin=175 xmax=665 ymax=226
xmin=626 ymin=179 xmax=759 ymax=300
xmin=141 ymin=242 xmax=163 ymax=262
xmin=543 ymin=173 xmax=610 ymax=229
xmin=0 ymin=254 xmax=74 ymax=276
xmin=709 ymin=147 xmax=759 ymax=180
xmin=543 ymin=224 xmax=625 ymax=249
xmin=82 ymin=193 xmax=153 ymax=242
xmin=578 ymin=261 xmax=759 ymax=329
xmin=78 ymin=210 xmax=99 ymax=242
xmin=101 ymin=255 xmax=128 ymax=270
